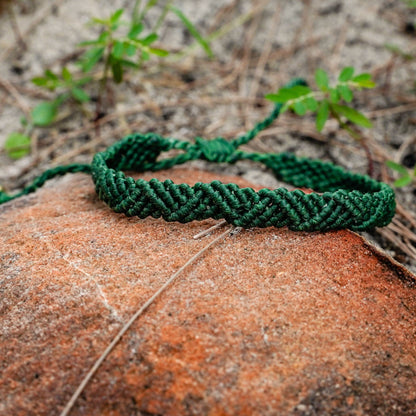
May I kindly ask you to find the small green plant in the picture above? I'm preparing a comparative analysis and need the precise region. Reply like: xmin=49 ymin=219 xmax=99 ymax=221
xmin=265 ymin=67 xmax=375 ymax=132
xmin=5 ymin=2 xmax=212 ymax=159
xmin=31 ymin=67 xmax=91 ymax=126
xmin=4 ymin=67 xmax=91 ymax=158
xmin=265 ymin=68 xmax=416 ymax=188
xmin=77 ymin=8 xmax=170 ymax=86
xmin=58 ymin=3 xmax=212 ymax=120
xmin=386 ymin=160 xmax=416 ymax=187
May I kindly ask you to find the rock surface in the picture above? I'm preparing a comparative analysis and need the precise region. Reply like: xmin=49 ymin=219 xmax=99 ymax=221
xmin=1 ymin=167 xmax=416 ymax=416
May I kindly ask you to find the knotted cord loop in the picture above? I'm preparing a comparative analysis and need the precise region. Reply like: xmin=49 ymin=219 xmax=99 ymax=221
xmin=194 ymin=137 xmax=237 ymax=163
xmin=0 ymin=77 xmax=396 ymax=232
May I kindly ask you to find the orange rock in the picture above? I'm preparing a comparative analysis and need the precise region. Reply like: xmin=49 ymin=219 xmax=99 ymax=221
xmin=1 ymin=167 xmax=415 ymax=416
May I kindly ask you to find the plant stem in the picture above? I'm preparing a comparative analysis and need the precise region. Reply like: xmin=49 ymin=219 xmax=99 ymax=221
xmin=132 ymin=0 xmax=142 ymax=24
xmin=153 ymin=0 xmax=172 ymax=33
xmin=95 ymin=24 xmax=113 ymax=129
xmin=170 ymin=6 xmax=254 ymax=60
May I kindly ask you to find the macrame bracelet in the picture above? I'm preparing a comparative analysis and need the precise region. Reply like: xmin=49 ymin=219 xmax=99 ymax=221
xmin=0 ymin=78 xmax=396 ymax=232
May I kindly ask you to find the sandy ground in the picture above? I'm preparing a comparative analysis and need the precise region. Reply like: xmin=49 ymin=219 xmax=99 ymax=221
xmin=0 ymin=0 xmax=415 ymax=271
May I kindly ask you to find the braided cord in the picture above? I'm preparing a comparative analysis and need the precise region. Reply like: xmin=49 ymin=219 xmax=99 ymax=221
xmin=0 ymin=78 xmax=396 ymax=231
xmin=0 ymin=164 xmax=91 ymax=205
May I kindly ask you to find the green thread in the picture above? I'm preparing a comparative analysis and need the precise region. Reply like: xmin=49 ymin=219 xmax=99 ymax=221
xmin=0 ymin=78 xmax=396 ymax=231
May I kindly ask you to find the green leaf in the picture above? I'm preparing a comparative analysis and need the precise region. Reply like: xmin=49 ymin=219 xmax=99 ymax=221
xmin=279 ymin=104 xmax=289 ymax=115
xmin=141 ymin=49 xmax=150 ymax=61
xmin=329 ymin=87 xmax=339 ymax=103
xmin=144 ymin=0 xmax=159 ymax=10
xmin=292 ymin=101 xmax=307 ymax=115
xmin=111 ymin=61 xmax=123 ymax=83
xmin=352 ymin=73 xmax=371 ymax=82
xmin=78 ymin=39 xmax=104 ymax=47
xmin=78 ymin=32 xmax=109 ymax=47
xmin=119 ymin=59 xmax=140 ymax=69
xmin=316 ymin=100 xmax=329 ymax=131
xmin=148 ymin=47 xmax=169 ymax=57
xmin=110 ymin=9 xmax=124 ymax=25
xmin=304 ymin=96 xmax=318 ymax=112
xmin=79 ymin=46 xmax=105 ymax=72
xmin=338 ymin=66 xmax=354 ymax=82
xmin=265 ymin=85 xmax=311 ymax=103
xmin=112 ymin=40 xmax=125 ymax=59
xmin=386 ymin=160 xmax=409 ymax=175
xmin=394 ymin=175 xmax=412 ymax=187
xmin=31 ymin=76 xmax=49 ymax=88
xmin=358 ymin=79 xmax=375 ymax=88
xmin=128 ymin=22 xmax=144 ymax=39
xmin=45 ymin=69 xmax=59 ymax=81
xmin=32 ymin=70 xmax=60 ymax=90
xmin=98 ymin=31 xmax=110 ymax=43
xmin=289 ymin=85 xmax=312 ymax=97
xmin=315 ymin=68 xmax=329 ymax=91
xmin=351 ymin=73 xmax=376 ymax=88
xmin=125 ymin=43 xmax=137 ymax=56
xmin=141 ymin=33 xmax=158 ymax=46
xmin=337 ymin=85 xmax=353 ymax=102
xmin=264 ymin=93 xmax=286 ymax=103
xmin=133 ymin=0 xmax=159 ymax=24
xmin=170 ymin=6 xmax=214 ymax=58
xmin=5 ymin=132 xmax=31 ymax=159
xmin=331 ymin=103 xmax=372 ymax=128
xmin=31 ymin=101 xmax=58 ymax=126
xmin=71 ymin=87 xmax=90 ymax=103
xmin=91 ymin=17 xmax=108 ymax=25
xmin=75 ymin=76 xmax=93 ymax=87
xmin=61 ymin=67 xmax=72 ymax=82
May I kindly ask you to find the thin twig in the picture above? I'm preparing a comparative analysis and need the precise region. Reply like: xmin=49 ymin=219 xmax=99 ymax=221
xmin=396 ymin=202 xmax=416 ymax=229
xmin=238 ymin=1 xmax=266 ymax=99
xmin=367 ymin=101 xmax=416 ymax=119
xmin=395 ymin=135 xmax=416 ymax=163
xmin=59 ymin=226 xmax=233 ymax=416
xmin=193 ymin=219 xmax=227 ymax=239
xmin=249 ymin=3 xmax=281 ymax=100
xmin=378 ymin=227 xmax=416 ymax=261
xmin=7 ymin=3 xmax=27 ymax=51
xmin=0 ymin=77 xmax=31 ymax=118
xmin=390 ymin=219 xmax=416 ymax=244
xmin=0 ymin=0 xmax=66 ymax=61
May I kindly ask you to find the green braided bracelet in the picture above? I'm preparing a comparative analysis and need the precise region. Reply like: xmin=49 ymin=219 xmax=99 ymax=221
xmin=0 ymin=78 xmax=395 ymax=232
